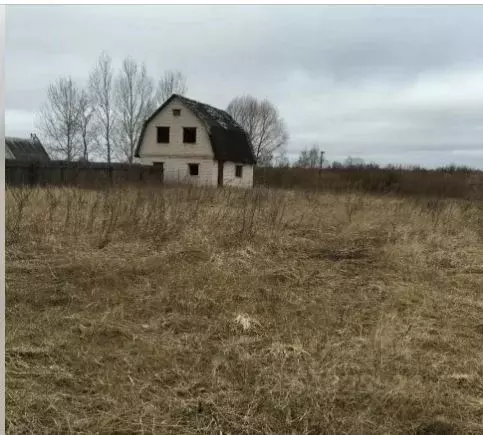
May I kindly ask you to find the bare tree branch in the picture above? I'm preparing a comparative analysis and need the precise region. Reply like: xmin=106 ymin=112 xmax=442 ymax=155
xmin=273 ymin=147 xmax=290 ymax=167
xmin=38 ymin=76 xmax=82 ymax=161
xmin=156 ymin=70 xmax=187 ymax=103
xmin=77 ymin=88 xmax=97 ymax=161
xmin=115 ymin=56 xmax=155 ymax=163
xmin=226 ymin=95 xmax=289 ymax=166
xmin=89 ymin=51 xmax=116 ymax=163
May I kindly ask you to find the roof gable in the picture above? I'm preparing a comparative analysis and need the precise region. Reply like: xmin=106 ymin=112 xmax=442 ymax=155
xmin=135 ymin=95 xmax=256 ymax=165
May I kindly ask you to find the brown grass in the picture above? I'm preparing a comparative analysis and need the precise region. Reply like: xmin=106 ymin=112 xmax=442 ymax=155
xmin=6 ymin=185 xmax=483 ymax=434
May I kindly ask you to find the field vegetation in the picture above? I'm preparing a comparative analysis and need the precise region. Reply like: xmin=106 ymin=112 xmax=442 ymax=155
xmin=6 ymin=182 xmax=483 ymax=434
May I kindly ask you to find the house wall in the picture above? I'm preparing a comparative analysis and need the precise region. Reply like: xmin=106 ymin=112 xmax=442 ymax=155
xmin=141 ymin=156 xmax=218 ymax=186
xmin=223 ymin=162 xmax=254 ymax=188
xmin=138 ymin=97 xmax=214 ymax=160
xmin=139 ymin=158 xmax=254 ymax=188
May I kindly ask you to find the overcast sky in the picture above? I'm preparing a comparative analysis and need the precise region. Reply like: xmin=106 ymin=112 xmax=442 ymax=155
xmin=5 ymin=5 xmax=483 ymax=168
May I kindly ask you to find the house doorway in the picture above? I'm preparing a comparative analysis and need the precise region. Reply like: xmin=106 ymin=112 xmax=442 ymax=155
xmin=217 ymin=161 xmax=224 ymax=187
xmin=153 ymin=162 xmax=164 ymax=182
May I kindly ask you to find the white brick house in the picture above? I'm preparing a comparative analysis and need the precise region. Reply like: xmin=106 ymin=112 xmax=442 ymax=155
xmin=135 ymin=95 xmax=256 ymax=187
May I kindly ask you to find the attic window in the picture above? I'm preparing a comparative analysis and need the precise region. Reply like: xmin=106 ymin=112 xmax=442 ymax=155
xmin=188 ymin=163 xmax=199 ymax=176
xmin=183 ymin=127 xmax=197 ymax=144
xmin=157 ymin=127 xmax=170 ymax=143
xmin=173 ymin=109 xmax=181 ymax=117
xmin=235 ymin=165 xmax=243 ymax=178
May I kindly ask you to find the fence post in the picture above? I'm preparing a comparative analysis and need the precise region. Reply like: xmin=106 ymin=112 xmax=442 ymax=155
xmin=74 ymin=163 xmax=79 ymax=186
xmin=28 ymin=163 xmax=38 ymax=186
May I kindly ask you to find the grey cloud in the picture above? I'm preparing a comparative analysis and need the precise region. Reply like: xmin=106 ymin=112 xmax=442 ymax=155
xmin=5 ymin=5 xmax=483 ymax=168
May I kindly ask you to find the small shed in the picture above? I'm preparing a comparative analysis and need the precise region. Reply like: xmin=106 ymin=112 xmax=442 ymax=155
xmin=5 ymin=134 xmax=50 ymax=162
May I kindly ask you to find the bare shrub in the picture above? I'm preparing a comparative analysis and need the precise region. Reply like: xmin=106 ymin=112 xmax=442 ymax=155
xmin=6 ymin=188 xmax=33 ymax=244
xmin=256 ymin=166 xmax=483 ymax=200
xmin=344 ymin=193 xmax=365 ymax=224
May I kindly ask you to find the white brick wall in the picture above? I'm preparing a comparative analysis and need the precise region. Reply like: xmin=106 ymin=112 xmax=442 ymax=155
xmin=223 ymin=162 xmax=254 ymax=188
xmin=141 ymin=157 xmax=218 ymax=186
xmin=138 ymin=97 xmax=214 ymax=159
xmin=140 ymin=159 xmax=254 ymax=188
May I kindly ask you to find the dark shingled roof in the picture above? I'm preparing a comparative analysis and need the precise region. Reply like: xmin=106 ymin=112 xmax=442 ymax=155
xmin=6 ymin=136 xmax=50 ymax=162
xmin=135 ymin=94 xmax=256 ymax=165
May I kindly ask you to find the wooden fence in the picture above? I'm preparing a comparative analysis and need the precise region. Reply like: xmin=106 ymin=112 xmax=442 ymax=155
xmin=5 ymin=160 xmax=164 ymax=188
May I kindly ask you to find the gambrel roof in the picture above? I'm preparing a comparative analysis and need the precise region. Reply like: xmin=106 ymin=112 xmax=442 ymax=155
xmin=135 ymin=94 xmax=257 ymax=165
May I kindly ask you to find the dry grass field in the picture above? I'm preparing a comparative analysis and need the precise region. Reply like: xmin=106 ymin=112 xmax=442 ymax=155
xmin=5 ymin=185 xmax=483 ymax=434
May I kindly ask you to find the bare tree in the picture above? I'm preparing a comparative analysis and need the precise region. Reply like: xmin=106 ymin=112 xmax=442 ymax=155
xmin=115 ymin=56 xmax=155 ymax=163
xmin=344 ymin=156 xmax=365 ymax=167
xmin=38 ymin=76 xmax=82 ymax=161
xmin=295 ymin=144 xmax=324 ymax=169
xmin=89 ymin=51 xmax=116 ymax=163
xmin=226 ymin=95 xmax=289 ymax=166
xmin=77 ymin=88 xmax=97 ymax=161
xmin=331 ymin=161 xmax=343 ymax=169
xmin=156 ymin=70 xmax=187 ymax=103
xmin=273 ymin=147 xmax=290 ymax=167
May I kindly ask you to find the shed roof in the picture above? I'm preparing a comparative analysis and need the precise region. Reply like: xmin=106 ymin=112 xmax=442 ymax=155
xmin=5 ymin=136 xmax=50 ymax=162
